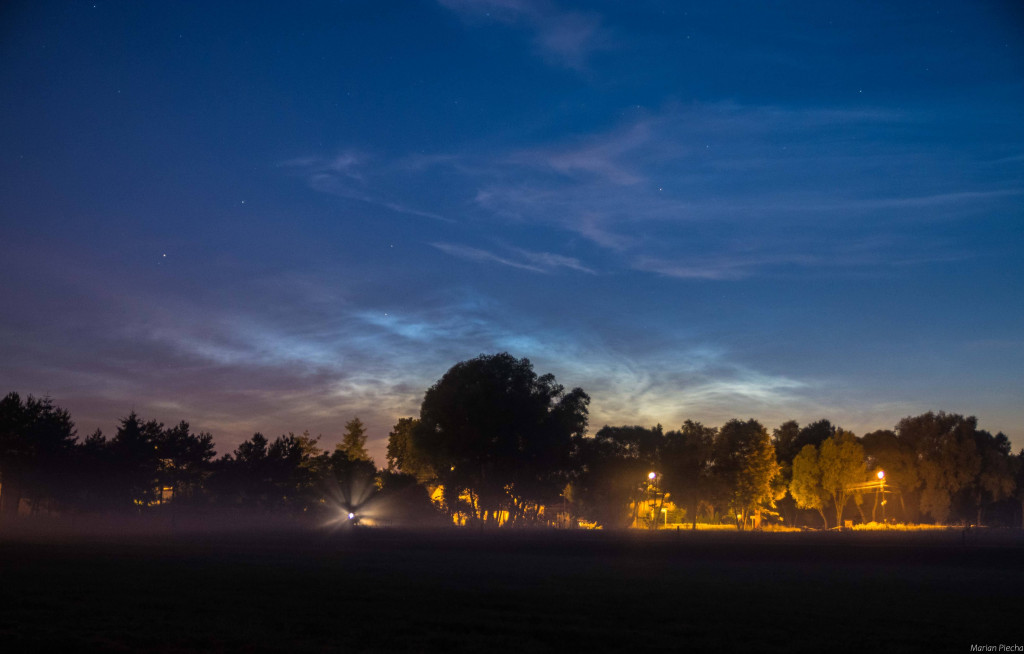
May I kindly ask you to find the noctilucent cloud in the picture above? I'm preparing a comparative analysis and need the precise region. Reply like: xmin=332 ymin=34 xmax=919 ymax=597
xmin=2 ymin=1 xmax=1022 ymax=460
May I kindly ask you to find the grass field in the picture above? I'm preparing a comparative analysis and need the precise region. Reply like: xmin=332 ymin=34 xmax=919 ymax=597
xmin=1 ymin=524 xmax=1021 ymax=652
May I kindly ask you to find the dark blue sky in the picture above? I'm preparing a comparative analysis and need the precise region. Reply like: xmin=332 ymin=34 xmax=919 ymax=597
xmin=2 ymin=0 xmax=1022 ymax=460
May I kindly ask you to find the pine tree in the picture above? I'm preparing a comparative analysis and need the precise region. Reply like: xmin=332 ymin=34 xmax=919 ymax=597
xmin=337 ymin=417 xmax=370 ymax=462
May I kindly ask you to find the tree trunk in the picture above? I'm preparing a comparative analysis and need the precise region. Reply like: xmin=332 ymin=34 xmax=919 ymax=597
xmin=691 ymin=500 xmax=698 ymax=531
xmin=818 ymin=508 xmax=828 ymax=529
xmin=651 ymin=493 xmax=665 ymax=530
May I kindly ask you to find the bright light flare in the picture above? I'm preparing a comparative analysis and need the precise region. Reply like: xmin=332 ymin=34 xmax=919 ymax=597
xmin=319 ymin=473 xmax=379 ymax=530
xmin=648 ymin=471 xmax=657 ymax=480
xmin=877 ymin=470 xmax=885 ymax=480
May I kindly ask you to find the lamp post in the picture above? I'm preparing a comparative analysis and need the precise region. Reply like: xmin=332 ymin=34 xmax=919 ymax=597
xmin=648 ymin=472 xmax=658 ymax=529
xmin=877 ymin=470 xmax=886 ymax=524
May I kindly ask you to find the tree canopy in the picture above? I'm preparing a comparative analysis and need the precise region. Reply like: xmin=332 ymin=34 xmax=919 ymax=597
xmin=411 ymin=352 xmax=590 ymax=526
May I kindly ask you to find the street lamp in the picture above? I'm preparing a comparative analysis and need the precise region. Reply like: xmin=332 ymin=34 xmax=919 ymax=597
xmin=877 ymin=470 xmax=886 ymax=524
xmin=647 ymin=472 xmax=658 ymax=529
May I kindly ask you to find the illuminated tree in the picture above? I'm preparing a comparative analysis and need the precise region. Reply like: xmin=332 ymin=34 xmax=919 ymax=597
xmin=789 ymin=444 xmax=828 ymax=528
xmin=818 ymin=430 xmax=866 ymax=528
xmin=412 ymin=353 xmax=589 ymax=526
xmin=713 ymin=419 xmax=779 ymax=529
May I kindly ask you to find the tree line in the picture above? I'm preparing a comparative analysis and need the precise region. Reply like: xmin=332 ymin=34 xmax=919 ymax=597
xmin=2 ymin=353 xmax=1022 ymax=529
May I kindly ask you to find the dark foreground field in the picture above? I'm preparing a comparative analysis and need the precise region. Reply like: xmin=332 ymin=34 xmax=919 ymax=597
xmin=1 ymin=524 xmax=1021 ymax=653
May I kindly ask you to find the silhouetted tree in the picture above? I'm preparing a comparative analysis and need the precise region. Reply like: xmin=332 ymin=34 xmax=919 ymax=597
xmin=386 ymin=417 xmax=433 ymax=480
xmin=797 ymin=420 xmax=836 ymax=452
xmin=108 ymin=412 xmax=164 ymax=510
xmin=155 ymin=421 xmax=215 ymax=505
xmin=573 ymin=425 xmax=663 ymax=528
xmin=713 ymin=419 xmax=779 ymax=529
xmin=1014 ymin=450 xmax=1024 ymax=529
xmin=0 ymin=393 xmax=77 ymax=516
xmin=960 ymin=430 xmax=1015 ymax=526
xmin=267 ymin=431 xmax=324 ymax=512
xmin=661 ymin=420 xmax=716 ymax=529
xmin=896 ymin=412 xmax=982 ymax=523
xmin=771 ymin=420 xmax=802 ymax=526
xmin=337 ymin=417 xmax=371 ymax=463
xmin=213 ymin=431 xmax=325 ymax=512
xmin=412 ymin=353 xmax=589 ymax=527
xmin=862 ymin=428 xmax=916 ymax=522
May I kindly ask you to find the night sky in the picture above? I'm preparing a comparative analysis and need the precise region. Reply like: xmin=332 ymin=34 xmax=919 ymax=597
xmin=2 ymin=1 xmax=1022 ymax=461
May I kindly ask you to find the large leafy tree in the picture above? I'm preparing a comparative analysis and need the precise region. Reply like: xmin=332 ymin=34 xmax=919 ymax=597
xmin=713 ymin=419 xmax=779 ymax=529
xmin=789 ymin=444 xmax=828 ymax=528
xmin=661 ymin=420 xmax=717 ymax=529
xmin=961 ymin=430 xmax=1015 ymax=526
xmin=818 ymin=430 xmax=866 ymax=528
xmin=896 ymin=412 xmax=983 ymax=523
xmin=412 ymin=353 xmax=589 ymax=526
xmin=386 ymin=417 xmax=432 ymax=480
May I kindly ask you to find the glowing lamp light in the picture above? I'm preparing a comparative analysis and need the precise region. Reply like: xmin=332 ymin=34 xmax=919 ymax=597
xmin=347 ymin=512 xmax=355 ymax=520
xmin=648 ymin=472 xmax=657 ymax=480
xmin=877 ymin=470 xmax=885 ymax=480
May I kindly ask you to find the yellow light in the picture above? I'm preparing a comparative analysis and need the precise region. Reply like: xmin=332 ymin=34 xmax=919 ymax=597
xmin=877 ymin=470 xmax=885 ymax=480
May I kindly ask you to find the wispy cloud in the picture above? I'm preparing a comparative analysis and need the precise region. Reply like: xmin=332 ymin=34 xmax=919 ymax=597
xmin=283 ymin=153 xmax=452 ymax=222
xmin=436 ymin=0 xmax=608 ymax=69
xmin=512 ymin=247 xmax=596 ymax=274
xmin=287 ymin=102 xmax=1023 ymax=282
xmin=432 ymin=241 xmax=594 ymax=274
xmin=432 ymin=242 xmax=546 ymax=272
xmin=505 ymin=120 xmax=649 ymax=185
